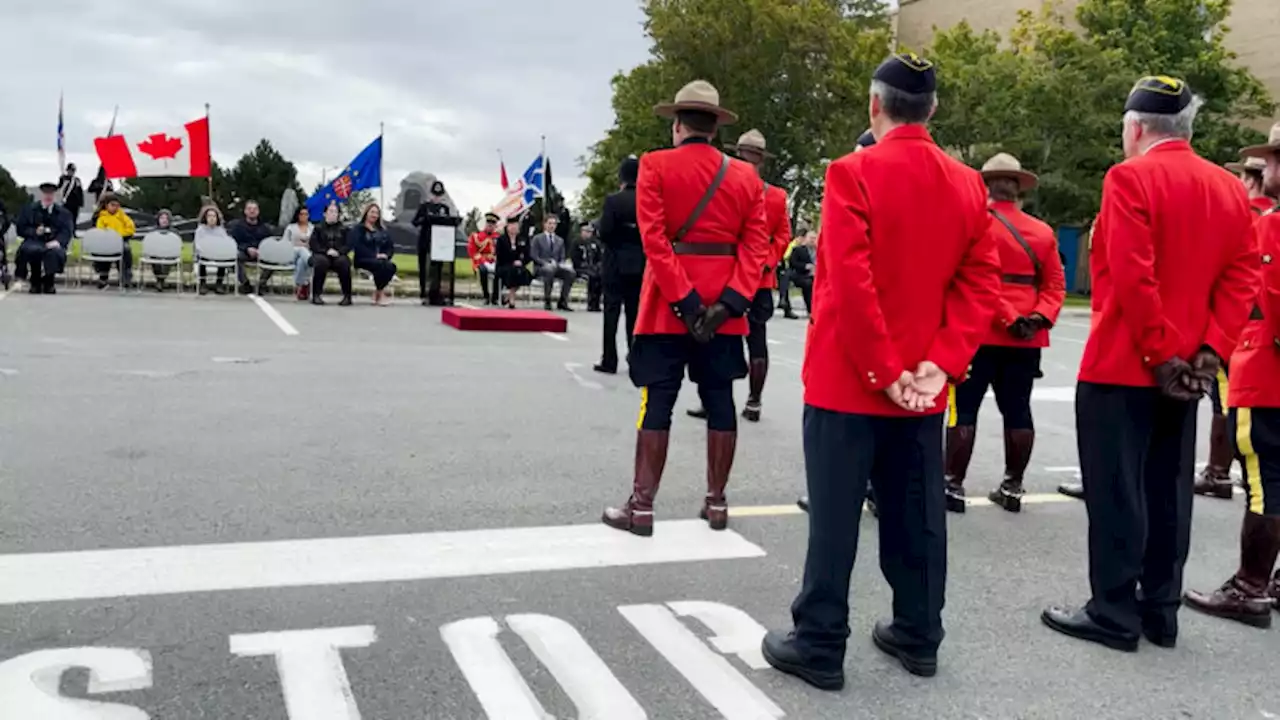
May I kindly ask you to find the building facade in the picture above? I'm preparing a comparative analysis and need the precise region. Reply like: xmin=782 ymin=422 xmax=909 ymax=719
xmin=894 ymin=0 xmax=1278 ymax=129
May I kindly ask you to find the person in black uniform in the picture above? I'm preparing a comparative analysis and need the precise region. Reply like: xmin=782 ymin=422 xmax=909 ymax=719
xmin=57 ymin=164 xmax=85 ymax=226
xmin=412 ymin=180 xmax=460 ymax=306
xmin=594 ymin=156 xmax=645 ymax=375
xmin=15 ymin=182 xmax=74 ymax=294
xmin=0 ymin=198 xmax=11 ymax=289
xmin=573 ymin=223 xmax=604 ymax=312
xmin=495 ymin=217 xmax=532 ymax=308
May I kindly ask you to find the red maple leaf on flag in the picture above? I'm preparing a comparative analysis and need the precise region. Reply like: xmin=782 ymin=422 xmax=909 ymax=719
xmin=137 ymin=133 xmax=184 ymax=161
xmin=333 ymin=174 xmax=354 ymax=199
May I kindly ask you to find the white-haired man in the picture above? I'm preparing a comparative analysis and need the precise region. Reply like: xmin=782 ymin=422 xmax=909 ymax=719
xmin=1042 ymin=76 xmax=1261 ymax=653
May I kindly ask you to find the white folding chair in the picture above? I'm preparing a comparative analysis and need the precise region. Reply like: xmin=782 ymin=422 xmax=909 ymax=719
xmin=138 ymin=231 xmax=184 ymax=294
xmin=252 ymin=237 xmax=296 ymax=295
xmin=192 ymin=232 xmax=239 ymax=295
xmin=79 ymin=228 xmax=127 ymax=292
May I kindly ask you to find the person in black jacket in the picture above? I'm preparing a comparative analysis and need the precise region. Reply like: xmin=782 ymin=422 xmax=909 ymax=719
xmin=309 ymin=201 xmax=353 ymax=306
xmin=15 ymin=183 xmax=74 ymax=294
xmin=494 ymin=217 xmax=531 ymax=308
xmin=57 ymin=164 xmax=85 ymax=224
xmin=411 ymin=180 xmax=460 ymax=306
xmin=0 ymin=198 xmax=11 ymax=289
xmin=349 ymin=203 xmax=396 ymax=306
xmin=593 ymin=156 xmax=645 ymax=374
xmin=226 ymin=200 xmax=276 ymax=294
xmin=788 ymin=230 xmax=817 ymax=315
xmin=572 ymin=223 xmax=604 ymax=311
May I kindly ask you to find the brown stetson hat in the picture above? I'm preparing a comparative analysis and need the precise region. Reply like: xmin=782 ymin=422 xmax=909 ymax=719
xmin=654 ymin=80 xmax=738 ymax=126
xmin=981 ymin=153 xmax=1038 ymax=192
xmin=1240 ymin=122 xmax=1280 ymax=159
xmin=726 ymin=129 xmax=772 ymax=158
xmin=1226 ymin=156 xmax=1267 ymax=174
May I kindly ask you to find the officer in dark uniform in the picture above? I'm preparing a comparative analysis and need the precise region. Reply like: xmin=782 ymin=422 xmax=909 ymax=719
xmin=762 ymin=54 xmax=1001 ymax=690
xmin=15 ymin=182 xmax=74 ymax=295
xmin=595 ymin=156 xmax=645 ymax=375
xmin=1041 ymin=76 xmax=1260 ymax=652
xmin=600 ymin=79 xmax=770 ymax=537
xmin=572 ymin=223 xmax=604 ymax=311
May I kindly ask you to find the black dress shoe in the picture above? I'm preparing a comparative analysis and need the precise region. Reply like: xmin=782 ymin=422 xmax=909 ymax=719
xmin=797 ymin=496 xmax=809 ymax=512
xmin=593 ymin=363 xmax=617 ymax=375
xmin=760 ymin=631 xmax=844 ymax=691
xmin=1142 ymin=626 xmax=1177 ymax=648
xmin=1058 ymin=483 xmax=1085 ymax=500
xmin=1040 ymin=605 xmax=1138 ymax=652
xmin=687 ymin=407 xmax=709 ymax=420
xmin=871 ymin=621 xmax=937 ymax=677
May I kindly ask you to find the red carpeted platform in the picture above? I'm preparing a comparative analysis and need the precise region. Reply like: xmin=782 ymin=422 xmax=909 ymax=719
xmin=442 ymin=307 xmax=568 ymax=333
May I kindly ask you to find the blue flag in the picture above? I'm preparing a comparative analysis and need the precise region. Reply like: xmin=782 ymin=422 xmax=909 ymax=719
xmin=307 ymin=136 xmax=382 ymax=217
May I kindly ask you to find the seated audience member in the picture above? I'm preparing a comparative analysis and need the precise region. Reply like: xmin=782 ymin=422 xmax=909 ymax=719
xmin=495 ymin=216 xmax=531 ymax=308
xmin=282 ymin=206 xmax=315 ymax=301
xmin=195 ymin=205 xmax=231 ymax=295
xmin=149 ymin=209 xmax=178 ymax=292
xmin=468 ymin=212 xmax=500 ymax=305
xmin=0 ymin=198 xmax=11 ymax=289
xmin=226 ymin=199 xmax=275 ymax=294
xmin=573 ymin=222 xmax=604 ymax=312
xmin=530 ymin=215 xmax=576 ymax=311
xmin=93 ymin=193 xmax=135 ymax=288
xmin=788 ymin=230 xmax=817 ymax=315
xmin=309 ymin=201 xmax=352 ymax=306
xmin=15 ymin=182 xmax=73 ymax=295
xmin=349 ymin=203 xmax=396 ymax=306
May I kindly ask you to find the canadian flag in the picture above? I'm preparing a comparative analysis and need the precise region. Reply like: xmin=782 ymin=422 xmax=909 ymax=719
xmin=94 ymin=117 xmax=212 ymax=178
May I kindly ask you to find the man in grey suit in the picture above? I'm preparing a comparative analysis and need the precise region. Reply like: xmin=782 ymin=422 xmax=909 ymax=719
xmin=530 ymin=216 xmax=577 ymax=311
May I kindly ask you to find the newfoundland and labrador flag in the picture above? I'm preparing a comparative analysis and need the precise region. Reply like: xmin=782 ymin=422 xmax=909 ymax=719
xmin=94 ymin=116 xmax=211 ymax=178
xmin=306 ymin=137 xmax=383 ymax=217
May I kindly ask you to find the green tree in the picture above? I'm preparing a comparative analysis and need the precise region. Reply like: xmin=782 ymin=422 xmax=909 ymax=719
xmin=221 ymin=139 xmax=305 ymax=224
xmin=118 ymin=164 xmax=228 ymax=219
xmin=1075 ymin=0 xmax=1273 ymax=162
xmin=0 ymin=164 xmax=28 ymax=221
xmin=580 ymin=0 xmax=892 ymax=221
xmin=462 ymin=207 xmax=482 ymax=235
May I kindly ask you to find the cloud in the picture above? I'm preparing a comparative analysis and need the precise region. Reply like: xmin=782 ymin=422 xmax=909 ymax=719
xmin=1 ymin=0 xmax=650 ymax=217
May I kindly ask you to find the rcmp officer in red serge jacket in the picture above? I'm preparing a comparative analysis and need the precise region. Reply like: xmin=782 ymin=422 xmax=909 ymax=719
xmin=945 ymin=153 xmax=1066 ymax=514
xmin=1184 ymin=124 xmax=1280 ymax=629
xmin=761 ymin=53 xmax=1001 ymax=690
xmin=1042 ymin=76 xmax=1261 ymax=653
xmin=688 ymin=128 xmax=791 ymax=423
xmin=601 ymin=80 xmax=771 ymax=538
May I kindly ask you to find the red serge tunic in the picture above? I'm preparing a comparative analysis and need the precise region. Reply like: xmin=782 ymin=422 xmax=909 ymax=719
xmin=1079 ymin=141 xmax=1260 ymax=387
xmin=1229 ymin=210 xmax=1280 ymax=409
xmin=802 ymin=125 xmax=1001 ymax=417
xmin=983 ymin=202 xmax=1066 ymax=348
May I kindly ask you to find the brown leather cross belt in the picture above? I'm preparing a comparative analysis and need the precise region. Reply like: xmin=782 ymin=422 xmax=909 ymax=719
xmin=1002 ymin=273 xmax=1036 ymax=286
xmin=673 ymin=242 xmax=737 ymax=256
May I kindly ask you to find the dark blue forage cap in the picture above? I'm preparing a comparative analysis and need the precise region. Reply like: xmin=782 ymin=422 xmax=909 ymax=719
xmin=872 ymin=52 xmax=937 ymax=95
xmin=1124 ymin=75 xmax=1192 ymax=114
xmin=856 ymin=129 xmax=876 ymax=148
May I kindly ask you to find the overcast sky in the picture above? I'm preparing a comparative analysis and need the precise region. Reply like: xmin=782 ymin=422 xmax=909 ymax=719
xmin=1 ymin=0 xmax=651 ymax=216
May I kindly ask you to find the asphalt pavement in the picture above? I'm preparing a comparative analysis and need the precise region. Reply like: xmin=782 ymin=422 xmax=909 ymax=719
xmin=0 ymin=287 xmax=1275 ymax=719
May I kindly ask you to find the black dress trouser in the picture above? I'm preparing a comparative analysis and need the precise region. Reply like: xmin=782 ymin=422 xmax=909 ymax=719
xmin=1077 ymin=382 xmax=1197 ymax=636
xmin=601 ymin=273 xmax=642 ymax=369
xmin=792 ymin=406 xmax=947 ymax=670
xmin=311 ymin=255 xmax=352 ymax=297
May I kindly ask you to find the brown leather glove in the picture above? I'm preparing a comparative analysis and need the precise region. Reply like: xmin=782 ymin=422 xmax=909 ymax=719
xmin=1190 ymin=346 xmax=1221 ymax=396
xmin=682 ymin=304 xmax=708 ymax=337
xmin=1008 ymin=317 xmax=1037 ymax=341
xmin=1153 ymin=357 xmax=1203 ymax=402
xmin=693 ymin=303 xmax=731 ymax=344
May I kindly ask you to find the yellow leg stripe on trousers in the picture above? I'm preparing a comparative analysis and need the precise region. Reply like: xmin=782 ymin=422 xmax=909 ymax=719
xmin=947 ymin=384 xmax=958 ymax=428
xmin=1237 ymin=408 xmax=1265 ymax=515
xmin=1217 ymin=368 xmax=1230 ymax=417
xmin=636 ymin=387 xmax=648 ymax=431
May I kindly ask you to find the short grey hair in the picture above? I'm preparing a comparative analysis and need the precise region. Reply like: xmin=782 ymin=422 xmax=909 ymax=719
xmin=869 ymin=79 xmax=937 ymax=125
xmin=1123 ymin=95 xmax=1204 ymax=140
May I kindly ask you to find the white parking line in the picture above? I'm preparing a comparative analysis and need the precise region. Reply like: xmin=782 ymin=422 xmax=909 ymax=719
xmin=564 ymin=362 xmax=604 ymax=390
xmin=543 ymin=331 xmax=568 ymax=342
xmin=250 ymin=295 xmax=300 ymax=336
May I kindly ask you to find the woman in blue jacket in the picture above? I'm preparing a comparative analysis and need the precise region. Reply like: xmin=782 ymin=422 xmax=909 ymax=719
xmin=348 ymin=203 xmax=396 ymax=306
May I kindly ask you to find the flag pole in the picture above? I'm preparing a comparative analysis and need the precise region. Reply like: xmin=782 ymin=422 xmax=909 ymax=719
xmin=205 ymin=103 xmax=214 ymax=199
xmin=378 ymin=122 xmax=385 ymax=210
xmin=540 ymin=134 xmax=547 ymax=216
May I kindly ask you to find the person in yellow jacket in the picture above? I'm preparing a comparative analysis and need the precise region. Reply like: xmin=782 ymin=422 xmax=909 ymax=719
xmin=93 ymin=193 xmax=135 ymax=288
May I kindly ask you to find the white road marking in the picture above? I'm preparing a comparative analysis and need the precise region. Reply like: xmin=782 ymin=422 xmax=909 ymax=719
xmin=542 ymin=331 xmax=568 ymax=342
xmin=668 ymin=601 xmax=770 ymax=670
xmin=0 ymin=291 xmax=7 ymax=303
xmin=508 ymin=614 xmax=648 ymax=719
xmin=457 ymin=302 xmax=478 ymax=309
xmin=0 ymin=520 xmax=766 ymax=605
xmin=766 ymin=339 xmax=781 ymax=346
xmin=441 ymin=617 xmax=554 ymax=720
xmin=250 ymin=294 xmax=300 ymax=336
xmin=620 ymin=604 xmax=784 ymax=720
xmin=564 ymin=362 xmax=604 ymax=390
xmin=979 ymin=386 xmax=1075 ymax=402
xmin=0 ymin=368 xmax=18 ymax=376
xmin=1053 ymin=336 xmax=1086 ymax=345
xmin=0 ymin=647 xmax=153 ymax=719
xmin=230 ymin=626 xmax=375 ymax=720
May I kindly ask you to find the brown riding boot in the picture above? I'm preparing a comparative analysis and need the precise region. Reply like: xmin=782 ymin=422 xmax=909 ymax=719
xmin=699 ymin=430 xmax=737 ymax=530
xmin=741 ymin=359 xmax=768 ymax=422
xmin=944 ymin=425 xmax=976 ymax=514
xmin=1194 ymin=414 xmax=1235 ymax=499
xmin=602 ymin=430 xmax=670 ymax=537
xmin=1269 ymin=570 xmax=1280 ymax=611
xmin=990 ymin=429 xmax=1034 ymax=513
xmin=1184 ymin=512 xmax=1280 ymax=628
